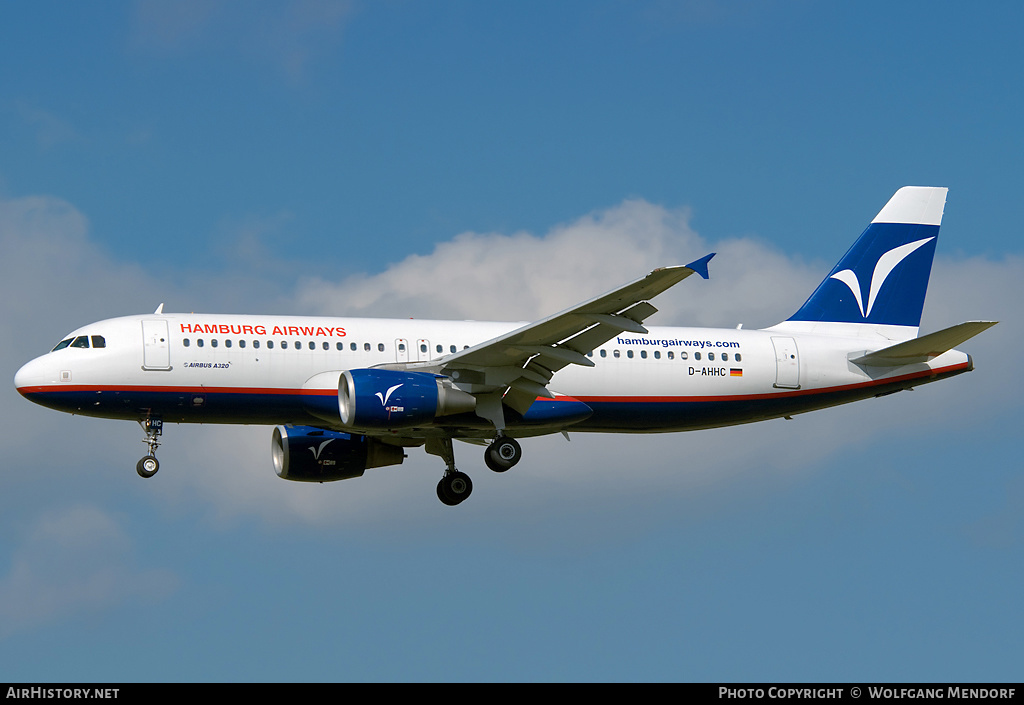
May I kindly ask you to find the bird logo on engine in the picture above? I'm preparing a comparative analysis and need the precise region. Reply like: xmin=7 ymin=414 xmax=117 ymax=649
xmin=375 ymin=384 xmax=405 ymax=417
xmin=308 ymin=439 xmax=336 ymax=466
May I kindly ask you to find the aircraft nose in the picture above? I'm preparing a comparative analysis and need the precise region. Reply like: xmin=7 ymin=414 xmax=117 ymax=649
xmin=14 ymin=356 xmax=50 ymax=396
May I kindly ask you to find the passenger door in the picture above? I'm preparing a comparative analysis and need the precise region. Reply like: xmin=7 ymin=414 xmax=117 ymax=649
xmin=142 ymin=320 xmax=171 ymax=370
xmin=771 ymin=336 xmax=800 ymax=389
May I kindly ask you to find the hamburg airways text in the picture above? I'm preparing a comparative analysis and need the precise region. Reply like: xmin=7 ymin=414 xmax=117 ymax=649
xmin=179 ymin=323 xmax=347 ymax=337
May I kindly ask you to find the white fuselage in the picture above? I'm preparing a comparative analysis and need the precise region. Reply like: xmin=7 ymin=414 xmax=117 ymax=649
xmin=14 ymin=312 xmax=972 ymax=436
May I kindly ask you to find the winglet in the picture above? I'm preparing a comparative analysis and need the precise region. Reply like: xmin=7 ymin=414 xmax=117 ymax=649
xmin=684 ymin=253 xmax=716 ymax=280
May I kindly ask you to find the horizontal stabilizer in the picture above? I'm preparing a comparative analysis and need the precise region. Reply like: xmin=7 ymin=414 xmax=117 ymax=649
xmin=850 ymin=321 xmax=997 ymax=367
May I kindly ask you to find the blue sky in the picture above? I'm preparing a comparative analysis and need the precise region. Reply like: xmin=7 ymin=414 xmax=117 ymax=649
xmin=1 ymin=1 xmax=1022 ymax=682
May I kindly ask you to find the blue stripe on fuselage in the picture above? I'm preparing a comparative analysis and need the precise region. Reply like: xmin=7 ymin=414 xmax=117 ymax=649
xmin=20 ymin=361 xmax=968 ymax=433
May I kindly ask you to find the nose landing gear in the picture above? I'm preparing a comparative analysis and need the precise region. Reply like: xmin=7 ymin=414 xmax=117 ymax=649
xmin=136 ymin=418 xmax=163 ymax=478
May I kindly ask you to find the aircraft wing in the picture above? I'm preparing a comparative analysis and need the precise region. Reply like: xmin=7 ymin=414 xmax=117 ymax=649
xmin=427 ymin=254 xmax=715 ymax=416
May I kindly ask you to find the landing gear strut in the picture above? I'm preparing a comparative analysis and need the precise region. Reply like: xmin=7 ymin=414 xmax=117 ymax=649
xmin=426 ymin=436 xmax=473 ymax=506
xmin=136 ymin=418 xmax=163 ymax=478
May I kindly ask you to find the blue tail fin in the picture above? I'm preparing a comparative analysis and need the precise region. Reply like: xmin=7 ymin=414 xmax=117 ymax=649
xmin=787 ymin=186 xmax=947 ymax=330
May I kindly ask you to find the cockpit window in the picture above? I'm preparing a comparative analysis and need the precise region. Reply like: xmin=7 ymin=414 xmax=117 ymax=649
xmin=51 ymin=333 xmax=107 ymax=352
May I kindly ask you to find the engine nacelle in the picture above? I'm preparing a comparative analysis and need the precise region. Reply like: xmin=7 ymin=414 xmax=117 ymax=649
xmin=272 ymin=425 xmax=404 ymax=482
xmin=338 ymin=369 xmax=475 ymax=430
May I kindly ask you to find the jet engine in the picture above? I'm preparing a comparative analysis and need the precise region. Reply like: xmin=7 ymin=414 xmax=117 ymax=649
xmin=272 ymin=425 xmax=405 ymax=482
xmin=338 ymin=369 xmax=476 ymax=430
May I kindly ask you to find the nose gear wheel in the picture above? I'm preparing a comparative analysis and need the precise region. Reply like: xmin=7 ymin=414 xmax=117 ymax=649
xmin=136 ymin=418 xmax=163 ymax=478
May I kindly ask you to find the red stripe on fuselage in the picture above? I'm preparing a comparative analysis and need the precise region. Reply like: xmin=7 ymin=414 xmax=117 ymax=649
xmin=16 ymin=361 xmax=969 ymax=405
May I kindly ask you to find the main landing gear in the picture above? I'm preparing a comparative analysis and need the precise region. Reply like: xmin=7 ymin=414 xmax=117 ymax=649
xmin=437 ymin=470 xmax=473 ymax=506
xmin=428 ymin=434 xmax=524 ymax=506
xmin=136 ymin=418 xmax=163 ymax=478
xmin=484 ymin=435 xmax=522 ymax=473
xmin=426 ymin=437 xmax=470 ymax=506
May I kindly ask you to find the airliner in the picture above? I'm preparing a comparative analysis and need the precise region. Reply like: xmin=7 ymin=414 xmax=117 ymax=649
xmin=14 ymin=187 xmax=995 ymax=505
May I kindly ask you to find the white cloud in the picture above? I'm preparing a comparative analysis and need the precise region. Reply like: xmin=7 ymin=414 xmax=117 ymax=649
xmin=0 ymin=195 xmax=145 ymax=346
xmin=292 ymin=198 xmax=820 ymax=328
xmin=129 ymin=0 xmax=354 ymax=81
xmin=2 ymin=193 xmax=1018 ymax=529
xmin=15 ymin=101 xmax=79 ymax=149
xmin=189 ymin=200 xmax=1021 ymax=525
xmin=0 ymin=505 xmax=177 ymax=638
xmin=294 ymin=199 xmax=693 ymax=321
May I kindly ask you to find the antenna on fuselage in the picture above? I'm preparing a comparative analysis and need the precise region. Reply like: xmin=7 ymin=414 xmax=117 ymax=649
xmin=154 ymin=303 xmax=165 ymax=315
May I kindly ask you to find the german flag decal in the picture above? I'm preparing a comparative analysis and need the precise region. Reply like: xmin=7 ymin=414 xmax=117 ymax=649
xmin=730 ymin=368 xmax=743 ymax=377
